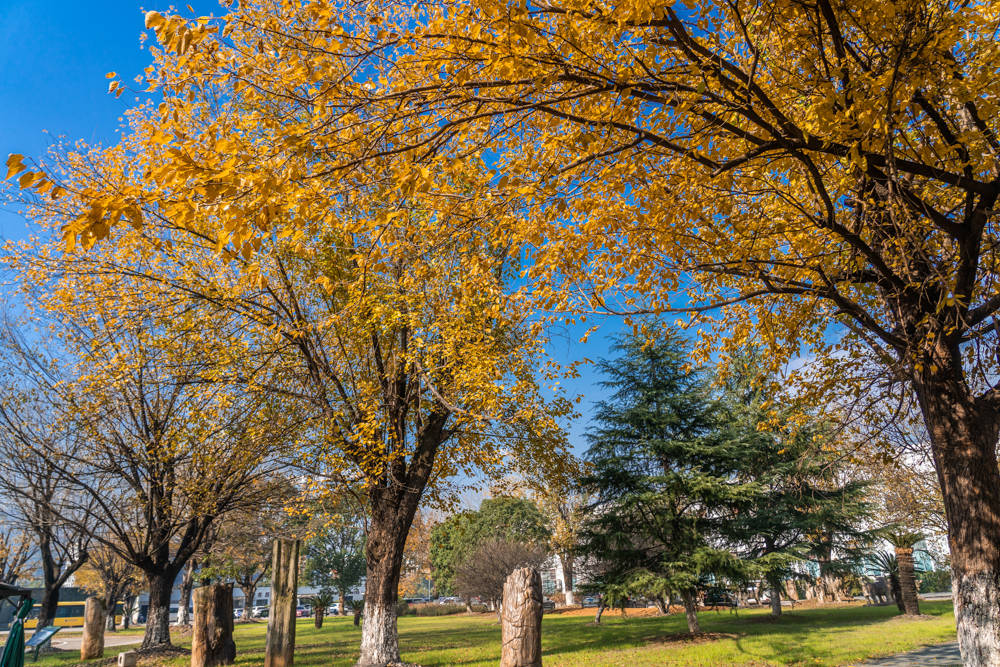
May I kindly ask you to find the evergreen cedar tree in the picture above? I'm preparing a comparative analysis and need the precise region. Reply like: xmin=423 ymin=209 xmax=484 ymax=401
xmin=577 ymin=334 xmax=874 ymax=629
xmin=719 ymin=350 xmax=876 ymax=616
xmin=8 ymin=0 xmax=1000 ymax=661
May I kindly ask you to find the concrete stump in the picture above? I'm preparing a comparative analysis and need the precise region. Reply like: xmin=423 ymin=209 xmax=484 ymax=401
xmin=81 ymin=596 xmax=107 ymax=660
xmin=118 ymin=651 xmax=138 ymax=667
xmin=265 ymin=539 xmax=300 ymax=667
xmin=192 ymin=583 xmax=236 ymax=666
xmin=500 ymin=567 xmax=542 ymax=667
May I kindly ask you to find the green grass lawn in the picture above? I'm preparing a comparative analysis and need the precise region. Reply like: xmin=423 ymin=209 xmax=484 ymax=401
xmin=36 ymin=601 xmax=956 ymax=667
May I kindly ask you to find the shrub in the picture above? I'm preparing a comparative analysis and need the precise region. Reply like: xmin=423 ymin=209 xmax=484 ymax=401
xmin=918 ymin=569 xmax=952 ymax=593
xmin=413 ymin=603 xmax=466 ymax=616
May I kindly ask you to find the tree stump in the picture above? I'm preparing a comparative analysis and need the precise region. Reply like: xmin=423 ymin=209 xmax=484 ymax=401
xmin=500 ymin=567 xmax=542 ymax=667
xmin=784 ymin=580 xmax=799 ymax=601
xmin=81 ymin=596 xmax=107 ymax=660
xmin=265 ymin=539 xmax=300 ymax=667
xmin=192 ymin=583 xmax=237 ymax=667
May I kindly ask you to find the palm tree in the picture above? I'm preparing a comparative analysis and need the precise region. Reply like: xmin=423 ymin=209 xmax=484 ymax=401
xmin=885 ymin=531 xmax=923 ymax=616
xmin=311 ymin=589 xmax=335 ymax=629
xmin=870 ymin=552 xmax=904 ymax=613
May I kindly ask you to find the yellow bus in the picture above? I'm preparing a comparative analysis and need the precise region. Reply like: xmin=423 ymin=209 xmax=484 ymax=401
xmin=24 ymin=601 xmax=124 ymax=629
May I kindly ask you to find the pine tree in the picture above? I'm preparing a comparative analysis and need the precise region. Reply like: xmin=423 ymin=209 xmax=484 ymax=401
xmin=577 ymin=332 xmax=750 ymax=634
xmin=720 ymin=351 xmax=876 ymax=616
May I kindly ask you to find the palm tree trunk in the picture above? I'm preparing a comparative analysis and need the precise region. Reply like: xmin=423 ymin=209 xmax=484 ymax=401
xmin=895 ymin=546 xmax=921 ymax=615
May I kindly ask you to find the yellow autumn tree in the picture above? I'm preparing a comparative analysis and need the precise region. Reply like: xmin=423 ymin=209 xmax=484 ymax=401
xmin=4 ymin=232 xmax=293 ymax=649
xmin=10 ymin=1 xmax=989 ymax=661
xmin=7 ymin=81 xmax=571 ymax=664
xmin=13 ymin=0 xmax=997 ymax=660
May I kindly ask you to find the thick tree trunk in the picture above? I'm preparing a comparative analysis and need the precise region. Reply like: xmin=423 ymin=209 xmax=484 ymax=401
xmin=768 ymin=576 xmax=783 ymax=617
xmin=895 ymin=546 xmax=921 ymax=615
xmin=888 ymin=573 xmax=904 ymax=613
xmin=500 ymin=568 xmax=542 ymax=667
xmin=265 ymin=539 xmax=298 ymax=667
xmin=240 ymin=582 xmax=257 ymax=621
xmin=142 ymin=569 xmax=175 ymax=649
xmin=35 ymin=585 xmax=60 ymax=631
xmin=104 ymin=585 xmax=120 ymax=632
xmin=192 ymin=583 xmax=236 ymax=667
xmin=914 ymin=370 xmax=1000 ymax=666
xmin=559 ymin=553 xmax=575 ymax=606
xmin=122 ymin=595 xmax=135 ymax=629
xmin=176 ymin=560 xmax=195 ymax=626
xmin=80 ymin=597 xmax=107 ymax=660
xmin=681 ymin=590 xmax=700 ymax=634
xmin=358 ymin=485 xmax=428 ymax=666
xmin=314 ymin=608 xmax=324 ymax=629
xmin=357 ymin=543 xmax=403 ymax=667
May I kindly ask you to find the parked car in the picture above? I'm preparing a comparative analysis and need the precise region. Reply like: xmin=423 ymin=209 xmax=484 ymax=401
xmin=542 ymin=599 xmax=556 ymax=612
xmin=326 ymin=604 xmax=341 ymax=615
xmin=581 ymin=596 xmax=598 ymax=607
xmin=252 ymin=606 xmax=269 ymax=618
xmin=295 ymin=606 xmax=310 ymax=617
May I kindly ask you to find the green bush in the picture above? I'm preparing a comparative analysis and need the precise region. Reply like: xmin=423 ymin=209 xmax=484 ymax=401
xmin=413 ymin=603 xmax=467 ymax=616
xmin=918 ymin=569 xmax=952 ymax=593
xmin=396 ymin=601 xmax=412 ymax=616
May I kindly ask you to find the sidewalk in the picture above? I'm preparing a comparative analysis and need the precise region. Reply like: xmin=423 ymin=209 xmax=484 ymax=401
xmin=862 ymin=641 xmax=961 ymax=666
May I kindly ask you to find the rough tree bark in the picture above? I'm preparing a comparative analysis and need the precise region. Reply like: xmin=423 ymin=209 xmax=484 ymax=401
xmin=192 ymin=583 xmax=236 ymax=667
xmin=314 ymin=606 xmax=325 ymax=629
xmin=104 ymin=587 xmax=118 ymax=632
xmin=768 ymin=575 xmax=783 ymax=618
xmin=238 ymin=581 xmax=257 ymax=621
xmin=357 ymin=539 xmax=403 ymax=667
xmin=895 ymin=546 xmax=921 ymax=616
xmin=143 ymin=569 xmax=177 ymax=649
xmin=80 ymin=596 xmax=107 ymax=660
xmin=680 ymin=590 xmax=700 ymax=634
xmin=913 ymin=371 xmax=1000 ymax=665
xmin=176 ymin=559 xmax=196 ymax=626
xmin=500 ymin=568 xmax=542 ymax=667
xmin=558 ymin=553 xmax=574 ymax=606
xmin=265 ymin=539 xmax=298 ymax=667
xmin=593 ymin=599 xmax=605 ymax=624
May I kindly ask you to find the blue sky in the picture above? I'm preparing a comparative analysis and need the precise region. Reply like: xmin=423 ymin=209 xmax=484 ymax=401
xmin=0 ymin=1 xmax=628 ymax=456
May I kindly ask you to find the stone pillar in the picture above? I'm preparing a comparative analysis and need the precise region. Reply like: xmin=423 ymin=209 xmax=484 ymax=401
xmin=192 ymin=583 xmax=237 ymax=667
xmin=265 ymin=539 xmax=300 ymax=667
xmin=500 ymin=567 xmax=542 ymax=667
xmin=81 ymin=596 xmax=107 ymax=660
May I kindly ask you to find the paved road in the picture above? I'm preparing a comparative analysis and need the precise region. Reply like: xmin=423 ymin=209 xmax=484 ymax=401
xmin=863 ymin=641 xmax=961 ymax=666
xmin=0 ymin=629 xmax=143 ymax=651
